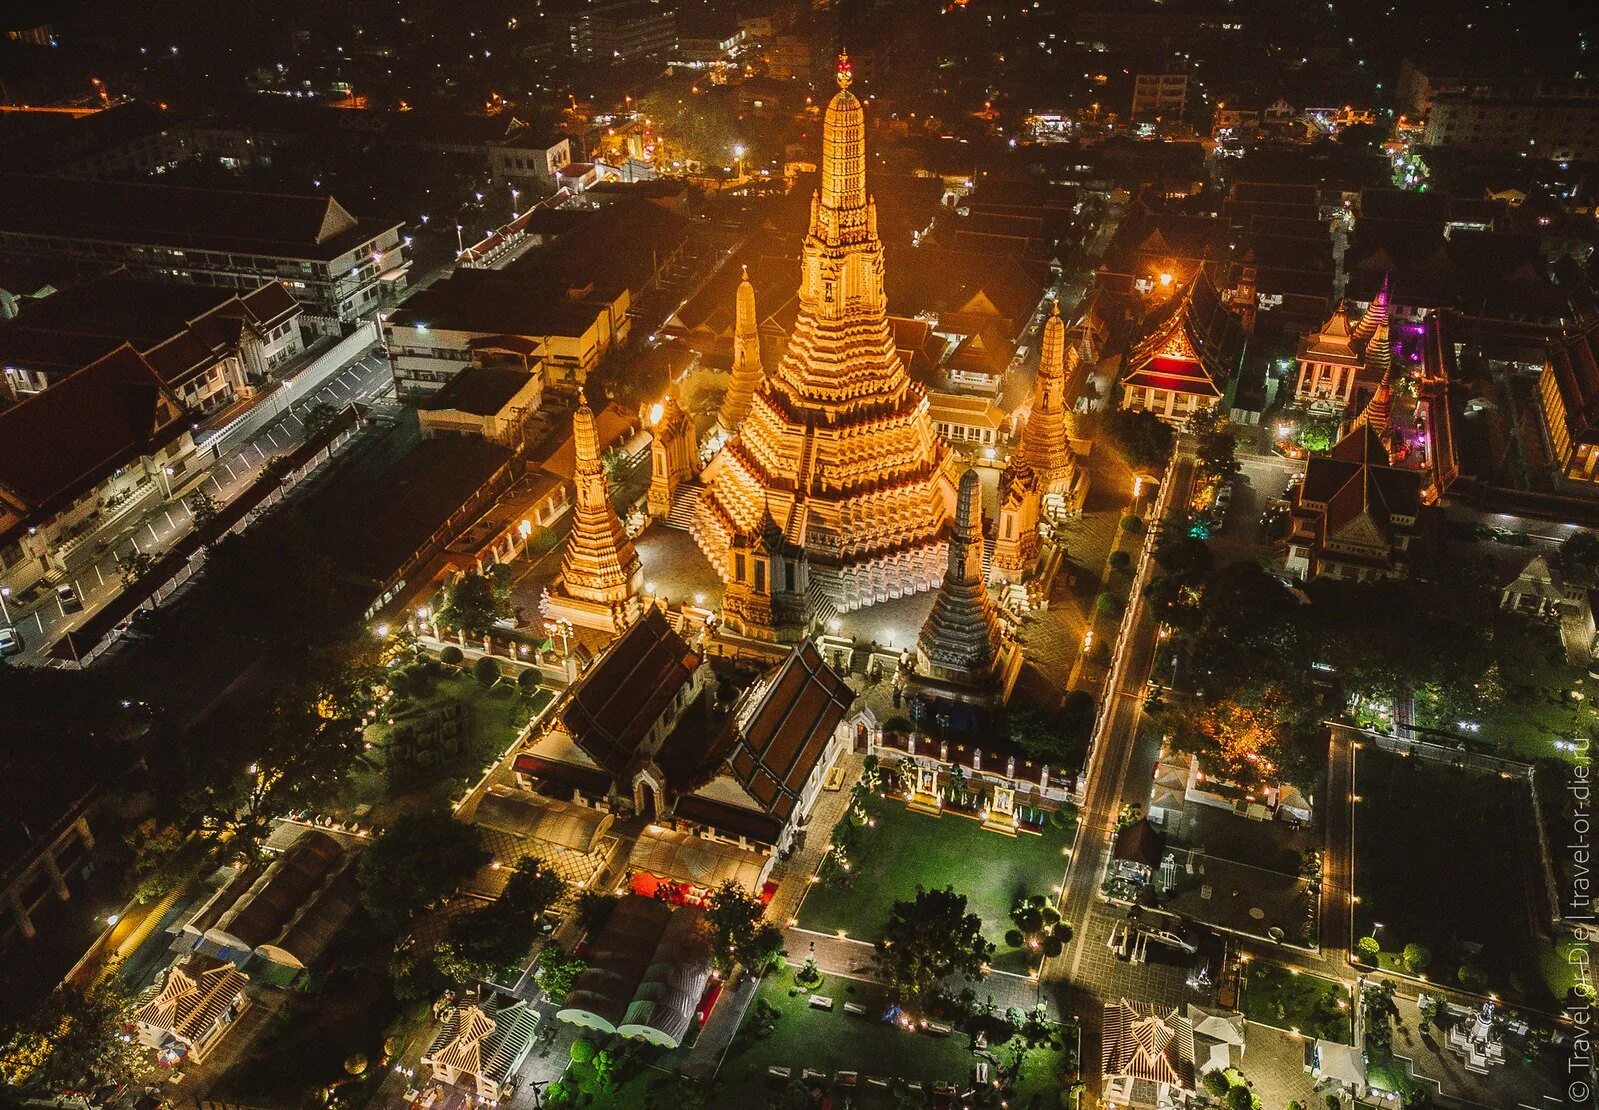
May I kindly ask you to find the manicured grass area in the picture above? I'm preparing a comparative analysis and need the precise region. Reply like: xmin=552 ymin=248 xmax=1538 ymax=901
xmin=1352 ymin=748 xmax=1549 ymax=1004
xmin=1412 ymin=621 xmax=1587 ymax=763
xmin=341 ymin=669 xmax=551 ymax=820
xmin=1239 ymin=961 xmax=1352 ymax=1042
xmin=796 ymin=792 xmax=1076 ymax=974
xmin=712 ymin=967 xmax=1073 ymax=1108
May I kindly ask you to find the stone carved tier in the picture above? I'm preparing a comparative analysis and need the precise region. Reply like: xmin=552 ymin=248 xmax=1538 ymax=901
xmin=550 ymin=393 xmax=642 ymax=632
xmin=693 ymin=53 xmax=957 ymax=629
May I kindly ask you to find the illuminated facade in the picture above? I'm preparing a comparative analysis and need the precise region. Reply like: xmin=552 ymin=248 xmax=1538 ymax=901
xmin=1540 ymin=319 xmax=1599 ymax=485
xmin=1119 ymin=273 xmax=1244 ymax=425
xmin=548 ymin=392 xmax=643 ymax=631
xmin=693 ymin=54 xmax=958 ymax=633
xmin=1018 ymin=303 xmax=1088 ymax=515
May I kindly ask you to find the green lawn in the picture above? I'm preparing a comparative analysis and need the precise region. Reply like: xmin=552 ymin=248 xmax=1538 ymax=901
xmin=1239 ymin=961 xmax=1352 ymax=1042
xmin=340 ymin=669 xmax=551 ymax=821
xmin=712 ymin=966 xmax=1074 ymax=1108
xmin=1352 ymin=749 xmax=1550 ymax=1004
xmin=797 ymin=792 xmax=1076 ymax=974
xmin=1412 ymin=620 xmax=1588 ymax=763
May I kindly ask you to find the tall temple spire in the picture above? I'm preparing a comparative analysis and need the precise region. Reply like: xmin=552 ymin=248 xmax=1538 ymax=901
xmin=719 ymin=265 xmax=763 ymax=431
xmin=1353 ymin=273 xmax=1390 ymax=344
xmin=1017 ymin=302 xmax=1086 ymax=512
xmin=555 ymin=392 xmax=643 ymax=625
xmin=917 ymin=469 xmax=1002 ymax=686
xmin=692 ymin=44 xmax=956 ymax=628
xmin=1353 ymin=317 xmax=1393 ymax=441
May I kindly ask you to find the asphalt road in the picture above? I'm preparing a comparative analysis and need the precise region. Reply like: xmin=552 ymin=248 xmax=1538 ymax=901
xmin=6 ymin=350 xmax=393 ymax=663
xmin=1054 ymin=456 xmax=1197 ymax=982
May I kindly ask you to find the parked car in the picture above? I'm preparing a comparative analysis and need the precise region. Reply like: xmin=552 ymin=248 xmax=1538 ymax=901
xmin=0 ymin=625 xmax=23 ymax=656
xmin=57 ymin=582 xmax=83 ymax=613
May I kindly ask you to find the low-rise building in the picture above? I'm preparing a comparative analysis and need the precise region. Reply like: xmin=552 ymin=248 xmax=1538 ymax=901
xmin=0 ymin=272 xmax=303 ymax=410
xmin=1538 ymin=320 xmax=1599 ymax=487
xmin=0 ymin=345 xmax=197 ymax=596
xmin=420 ymin=991 xmax=541 ymax=1102
xmin=135 ymin=955 xmax=250 ymax=1067
xmin=0 ymin=174 xmax=408 ymax=331
xmin=1119 ymin=271 xmax=1246 ymax=424
xmin=928 ymin=391 xmax=1008 ymax=456
xmin=557 ymin=897 xmax=710 ymax=1048
xmin=1101 ymin=998 xmax=1244 ymax=1109
xmin=417 ymin=366 xmax=543 ymax=448
xmin=1285 ymin=425 xmax=1423 ymax=582
xmin=384 ymin=269 xmax=627 ymax=397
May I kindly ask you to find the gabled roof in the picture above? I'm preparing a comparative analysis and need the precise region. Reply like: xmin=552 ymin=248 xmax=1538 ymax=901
xmin=0 ymin=345 xmax=190 ymax=537
xmin=1101 ymin=999 xmax=1196 ymax=1091
xmin=422 ymin=992 xmax=541 ymax=1085
xmin=0 ymin=173 xmax=391 ymax=260
xmin=725 ymin=642 xmax=854 ymax=824
xmin=1122 ymin=272 xmax=1244 ymax=398
xmin=136 ymin=955 xmax=249 ymax=1047
xmin=561 ymin=608 xmax=699 ymax=779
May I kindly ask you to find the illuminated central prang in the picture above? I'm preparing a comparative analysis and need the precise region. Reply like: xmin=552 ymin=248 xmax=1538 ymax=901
xmin=692 ymin=53 xmax=958 ymax=639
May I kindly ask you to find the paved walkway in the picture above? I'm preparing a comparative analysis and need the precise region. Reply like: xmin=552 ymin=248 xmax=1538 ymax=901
xmin=681 ymin=750 xmax=865 ymax=1078
xmin=767 ymin=751 xmax=864 ymax=927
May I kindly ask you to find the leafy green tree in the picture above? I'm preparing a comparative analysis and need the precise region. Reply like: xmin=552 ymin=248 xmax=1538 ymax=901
xmin=534 ymin=946 xmax=588 ymax=1003
xmin=188 ymin=486 xmax=220 ymax=536
xmin=439 ymin=858 xmax=565 ymax=982
xmin=357 ymin=809 xmax=489 ymax=935
xmin=1201 ymin=1070 xmax=1231 ymax=1097
xmin=473 ymin=655 xmax=502 ymax=688
xmin=1226 ymin=1084 xmax=1253 ymax=1110
xmin=875 ymin=886 xmax=993 ymax=1012
xmin=303 ymin=402 xmax=340 ymax=441
xmin=705 ymin=881 xmax=783 ymax=973
xmin=1004 ymin=696 xmax=1095 ymax=768
xmin=0 ymin=978 xmax=152 ymax=1091
xmin=119 ymin=550 xmax=156 ymax=587
xmin=1402 ymin=943 xmax=1432 ymax=973
xmin=1103 ymin=409 xmax=1176 ymax=469
xmin=436 ymin=572 xmax=505 ymax=638
xmin=1356 ymin=936 xmax=1381 ymax=962
xmin=1193 ymin=409 xmax=1240 ymax=480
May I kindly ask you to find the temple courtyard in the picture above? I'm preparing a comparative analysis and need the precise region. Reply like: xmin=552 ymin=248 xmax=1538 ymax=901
xmin=794 ymin=789 xmax=1078 ymax=976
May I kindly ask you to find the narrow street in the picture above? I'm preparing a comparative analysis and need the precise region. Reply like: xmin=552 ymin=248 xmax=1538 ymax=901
xmin=8 ymin=349 xmax=393 ymax=663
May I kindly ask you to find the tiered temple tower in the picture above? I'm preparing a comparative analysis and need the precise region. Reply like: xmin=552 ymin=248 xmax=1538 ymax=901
xmin=1351 ymin=317 xmax=1394 ymax=448
xmin=719 ymin=266 xmax=764 ymax=432
xmin=693 ymin=53 xmax=958 ymax=629
xmin=913 ymin=469 xmax=1020 ymax=704
xmin=647 ymin=395 xmax=696 ymax=518
xmin=547 ymin=392 xmax=643 ymax=632
xmin=1018 ymin=304 xmax=1088 ymax=515
xmin=991 ymin=459 xmax=1041 ymax=581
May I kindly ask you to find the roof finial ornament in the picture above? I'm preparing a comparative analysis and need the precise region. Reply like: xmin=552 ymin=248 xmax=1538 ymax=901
xmin=836 ymin=50 xmax=853 ymax=91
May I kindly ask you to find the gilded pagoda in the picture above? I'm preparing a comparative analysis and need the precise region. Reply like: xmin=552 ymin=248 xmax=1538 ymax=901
xmin=546 ymin=391 xmax=643 ymax=632
xmin=692 ymin=54 xmax=958 ymax=634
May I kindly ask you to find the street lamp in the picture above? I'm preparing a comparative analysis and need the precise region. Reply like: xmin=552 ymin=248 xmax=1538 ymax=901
xmin=0 ymin=586 xmax=10 ymax=626
xmin=733 ymin=143 xmax=745 ymax=179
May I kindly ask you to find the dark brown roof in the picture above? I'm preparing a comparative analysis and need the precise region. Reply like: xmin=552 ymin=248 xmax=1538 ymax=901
xmin=420 ymin=365 xmax=534 ymax=417
xmin=562 ymin=608 xmax=700 ymax=779
xmin=0 ymin=345 xmax=190 ymax=530
xmin=1546 ymin=320 xmax=1599 ymax=449
xmin=1113 ymin=819 xmax=1165 ymax=868
xmin=0 ymin=273 xmax=303 ymax=388
xmin=0 ymin=173 xmax=394 ymax=261
xmin=727 ymin=642 xmax=853 ymax=824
